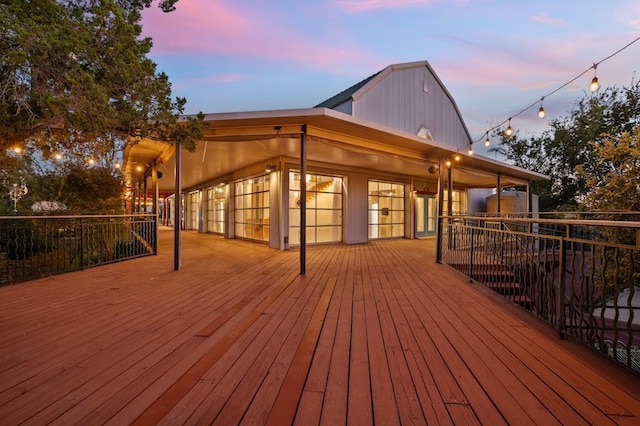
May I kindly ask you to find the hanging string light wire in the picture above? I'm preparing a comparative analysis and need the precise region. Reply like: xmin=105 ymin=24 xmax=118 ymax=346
xmin=473 ymin=34 xmax=640 ymax=146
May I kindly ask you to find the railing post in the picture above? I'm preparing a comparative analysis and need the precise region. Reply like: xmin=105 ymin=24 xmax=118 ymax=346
xmin=469 ymin=227 xmax=474 ymax=283
xmin=79 ymin=217 xmax=85 ymax=270
xmin=557 ymin=237 xmax=566 ymax=338
xmin=152 ymin=214 xmax=158 ymax=254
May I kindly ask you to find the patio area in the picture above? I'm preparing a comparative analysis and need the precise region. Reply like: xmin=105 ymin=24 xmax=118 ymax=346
xmin=0 ymin=228 xmax=639 ymax=425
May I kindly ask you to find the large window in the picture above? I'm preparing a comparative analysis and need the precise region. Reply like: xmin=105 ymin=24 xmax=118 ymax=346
xmin=289 ymin=172 xmax=343 ymax=244
xmin=206 ymin=186 xmax=225 ymax=234
xmin=234 ymin=176 xmax=270 ymax=242
xmin=368 ymin=180 xmax=405 ymax=239
xmin=187 ymin=191 xmax=199 ymax=230
xmin=443 ymin=190 xmax=464 ymax=215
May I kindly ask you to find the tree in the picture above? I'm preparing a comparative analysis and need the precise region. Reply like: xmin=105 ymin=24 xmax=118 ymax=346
xmin=492 ymin=80 xmax=640 ymax=211
xmin=0 ymin=0 xmax=203 ymax=156
xmin=577 ymin=127 xmax=640 ymax=212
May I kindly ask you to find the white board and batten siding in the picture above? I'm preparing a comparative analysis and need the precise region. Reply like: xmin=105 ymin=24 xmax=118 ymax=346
xmin=349 ymin=61 xmax=472 ymax=152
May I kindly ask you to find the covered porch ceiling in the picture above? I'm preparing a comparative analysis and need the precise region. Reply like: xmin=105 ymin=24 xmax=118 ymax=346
xmin=126 ymin=108 xmax=547 ymax=193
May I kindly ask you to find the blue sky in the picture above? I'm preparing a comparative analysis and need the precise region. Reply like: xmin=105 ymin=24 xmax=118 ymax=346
xmin=142 ymin=0 xmax=640 ymax=156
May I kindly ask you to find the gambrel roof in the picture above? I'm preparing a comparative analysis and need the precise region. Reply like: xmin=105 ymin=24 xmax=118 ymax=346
xmin=313 ymin=61 xmax=473 ymax=149
xmin=315 ymin=71 xmax=381 ymax=109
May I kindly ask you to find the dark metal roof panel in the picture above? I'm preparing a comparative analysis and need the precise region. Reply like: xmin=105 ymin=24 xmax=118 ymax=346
xmin=314 ymin=71 xmax=382 ymax=108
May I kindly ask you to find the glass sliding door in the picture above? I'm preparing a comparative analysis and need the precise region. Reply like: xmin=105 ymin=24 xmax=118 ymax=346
xmin=206 ymin=186 xmax=225 ymax=234
xmin=234 ymin=176 xmax=270 ymax=242
xmin=289 ymin=172 xmax=343 ymax=245
xmin=187 ymin=191 xmax=199 ymax=230
xmin=416 ymin=193 xmax=437 ymax=237
xmin=368 ymin=180 xmax=405 ymax=239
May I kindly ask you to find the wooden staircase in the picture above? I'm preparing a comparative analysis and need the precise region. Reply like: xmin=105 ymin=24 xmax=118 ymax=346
xmin=449 ymin=262 xmax=533 ymax=310
xmin=295 ymin=179 xmax=335 ymax=207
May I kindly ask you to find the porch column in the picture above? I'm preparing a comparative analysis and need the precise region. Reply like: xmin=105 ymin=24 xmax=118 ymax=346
xmin=447 ymin=164 xmax=453 ymax=216
xmin=300 ymin=125 xmax=307 ymax=275
xmin=130 ymin=184 xmax=136 ymax=214
xmin=526 ymin=180 xmax=533 ymax=232
xmin=526 ymin=181 xmax=533 ymax=215
xmin=143 ymin=174 xmax=148 ymax=213
xmin=152 ymin=162 xmax=159 ymax=254
xmin=436 ymin=156 xmax=445 ymax=263
xmin=496 ymin=173 xmax=502 ymax=216
xmin=174 ymin=141 xmax=182 ymax=271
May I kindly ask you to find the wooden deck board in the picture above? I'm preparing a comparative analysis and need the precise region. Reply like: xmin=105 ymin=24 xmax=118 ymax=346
xmin=0 ymin=229 xmax=639 ymax=425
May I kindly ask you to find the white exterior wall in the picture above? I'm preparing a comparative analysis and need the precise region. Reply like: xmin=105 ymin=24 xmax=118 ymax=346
xmin=351 ymin=64 xmax=470 ymax=151
xmin=269 ymin=170 xmax=282 ymax=249
xmin=345 ymin=173 xmax=369 ymax=244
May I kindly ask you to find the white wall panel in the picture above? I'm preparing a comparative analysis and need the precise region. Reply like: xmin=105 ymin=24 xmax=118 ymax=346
xmin=352 ymin=64 xmax=470 ymax=152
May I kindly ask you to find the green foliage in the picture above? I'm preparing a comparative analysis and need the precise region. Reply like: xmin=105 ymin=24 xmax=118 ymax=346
xmin=46 ymin=163 xmax=124 ymax=213
xmin=0 ymin=219 xmax=45 ymax=260
xmin=577 ymin=128 xmax=640 ymax=212
xmin=0 ymin=0 xmax=203 ymax=153
xmin=0 ymin=0 xmax=205 ymax=215
xmin=492 ymin=80 xmax=640 ymax=211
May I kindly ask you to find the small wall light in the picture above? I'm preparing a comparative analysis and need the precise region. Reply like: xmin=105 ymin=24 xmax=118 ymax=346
xmin=265 ymin=164 xmax=276 ymax=172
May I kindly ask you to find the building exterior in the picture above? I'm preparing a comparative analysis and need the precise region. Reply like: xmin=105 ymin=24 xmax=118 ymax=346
xmin=126 ymin=61 xmax=546 ymax=250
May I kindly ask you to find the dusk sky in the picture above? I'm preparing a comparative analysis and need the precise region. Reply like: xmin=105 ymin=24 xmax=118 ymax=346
xmin=142 ymin=0 xmax=640 ymax=156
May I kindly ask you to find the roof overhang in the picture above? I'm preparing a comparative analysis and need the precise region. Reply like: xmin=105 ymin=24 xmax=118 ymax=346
xmin=122 ymin=137 xmax=175 ymax=181
xmin=130 ymin=108 xmax=547 ymax=193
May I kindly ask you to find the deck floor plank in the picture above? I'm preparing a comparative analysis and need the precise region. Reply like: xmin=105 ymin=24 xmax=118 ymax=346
xmin=0 ymin=230 xmax=639 ymax=425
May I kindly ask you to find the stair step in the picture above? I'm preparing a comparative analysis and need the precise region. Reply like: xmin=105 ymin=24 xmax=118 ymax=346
xmin=484 ymin=282 xmax=522 ymax=295
xmin=472 ymin=270 xmax=515 ymax=283
xmin=510 ymin=295 xmax=533 ymax=309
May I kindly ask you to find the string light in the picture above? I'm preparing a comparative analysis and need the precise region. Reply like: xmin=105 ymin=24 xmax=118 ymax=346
xmin=537 ymin=97 xmax=545 ymax=119
xmin=589 ymin=64 xmax=600 ymax=92
xmin=504 ymin=118 xmax=513 ymax=136
xmin=484 ymin=134 xmax=490 ymax=147
xmin=471 ymin=34 xmax=640 ymax=147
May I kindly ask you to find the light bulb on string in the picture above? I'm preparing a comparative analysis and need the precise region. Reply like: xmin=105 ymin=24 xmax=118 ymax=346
xmin=484 ymin=134 xmax=490 ymax=147
xmin=468 ymin=145 xmax=473 ymax=155
xmin=505 ymin=118 xmax=513 ymax=137
xmin=474 ymin=35 xmax=640 ymax=148
xmin=589 ymin=64 xmax=600 ymax=92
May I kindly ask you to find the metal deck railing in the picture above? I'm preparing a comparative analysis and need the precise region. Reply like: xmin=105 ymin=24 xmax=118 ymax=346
xmin=438 ymin=214 xmax=640 ymax=374
xmin=0 ymin=214 xmax=157 ymax=286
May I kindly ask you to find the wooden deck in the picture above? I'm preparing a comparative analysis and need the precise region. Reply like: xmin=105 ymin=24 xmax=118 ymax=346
xmin=1 ymin=228 xmax=639 ymax=425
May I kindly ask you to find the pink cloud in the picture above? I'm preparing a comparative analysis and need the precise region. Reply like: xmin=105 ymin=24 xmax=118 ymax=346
xmin=334 ymin=0 xmax=442 ymax=12
xmin=433 ymin=36 xmax=581 ymax=89
xmin=532 ymin=12 xmax=565 ymax=26
xmin=613 ymin=3 xmax=640 ymax=29
xmin=173 ymin=73 xmax=246 ymax=89
xmin=142 ymin=0 xmax=377 ymax=72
